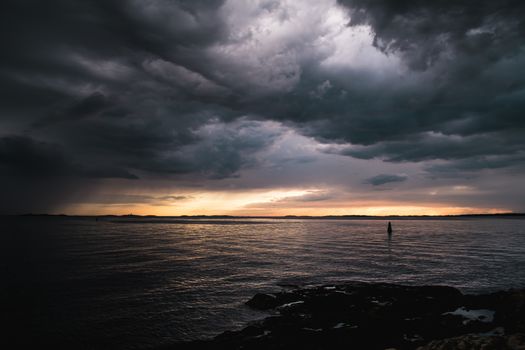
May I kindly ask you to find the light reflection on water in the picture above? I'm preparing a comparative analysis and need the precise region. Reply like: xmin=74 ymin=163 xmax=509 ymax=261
xmin=3 ymin=217 xmax=525 ymax=349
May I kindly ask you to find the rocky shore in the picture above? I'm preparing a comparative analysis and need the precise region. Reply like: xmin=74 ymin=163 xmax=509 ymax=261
xmin=175 ymin=282 xmax=525 ymax=350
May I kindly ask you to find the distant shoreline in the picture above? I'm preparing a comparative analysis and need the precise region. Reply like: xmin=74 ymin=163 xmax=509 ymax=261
xmin=6 ymin=212 xmax=525 ymax=220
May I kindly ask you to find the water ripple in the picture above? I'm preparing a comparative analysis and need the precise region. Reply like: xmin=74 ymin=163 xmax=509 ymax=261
xmin=3 ymin=217 xmax=525 ymax=349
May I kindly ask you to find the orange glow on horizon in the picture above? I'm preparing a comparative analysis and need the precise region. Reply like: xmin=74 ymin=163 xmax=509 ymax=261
xmin=60 ymin=188 xmax=510 ymax=217
xmin=60 ymin=204 xmax=511 ymax=217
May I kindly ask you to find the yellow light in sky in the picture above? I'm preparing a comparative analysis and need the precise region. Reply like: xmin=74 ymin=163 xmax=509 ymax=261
xmin=62 ymin=187 xmax=510 ymax=217
xmin=65 ymin=189 xmax=314 ymax=216
xmin=173 ymin=189 xmax=312 ymax=214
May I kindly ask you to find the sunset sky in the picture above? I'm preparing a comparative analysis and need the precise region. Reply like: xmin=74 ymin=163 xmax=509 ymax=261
xmin=1 ymin=0 xmax=524 ymax=215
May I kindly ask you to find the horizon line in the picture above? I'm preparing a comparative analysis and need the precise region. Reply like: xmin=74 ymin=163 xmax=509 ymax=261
xmin=8 ymin=212 xmax=525 ymax=218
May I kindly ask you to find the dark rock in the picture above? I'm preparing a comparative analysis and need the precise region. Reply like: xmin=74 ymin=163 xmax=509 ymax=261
xmin=246 ymin=292 xmax=304 ymax=310
xmin=174 ymin=282 xmax=525 ymax=350
xmin=245 ymin=293 xmax=280 ymax=310
xmin=416 ymin=333 xmax=525 ymax=350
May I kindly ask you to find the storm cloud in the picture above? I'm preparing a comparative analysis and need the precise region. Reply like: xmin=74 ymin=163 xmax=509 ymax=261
xmin=0 ymin=0 xmax=524 ymax=213
xmin=364 ymin=174 xmax=407 ymax=186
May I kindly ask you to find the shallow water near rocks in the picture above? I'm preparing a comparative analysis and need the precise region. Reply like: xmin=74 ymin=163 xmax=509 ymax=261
xmin=3 ymin=217 xmax=525 ymax=349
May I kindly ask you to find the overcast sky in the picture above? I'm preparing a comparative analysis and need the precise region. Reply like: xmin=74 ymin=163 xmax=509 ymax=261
xmin=1 ymin=0 xmax=524 ymax=215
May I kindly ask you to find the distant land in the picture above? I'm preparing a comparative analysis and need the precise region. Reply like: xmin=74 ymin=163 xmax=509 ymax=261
xmin=11 ymin=213 xmax=525 ymax=220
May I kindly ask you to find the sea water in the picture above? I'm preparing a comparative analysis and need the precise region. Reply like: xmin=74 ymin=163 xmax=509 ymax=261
xmin=2 ymin=217 xmax=525 ymax=348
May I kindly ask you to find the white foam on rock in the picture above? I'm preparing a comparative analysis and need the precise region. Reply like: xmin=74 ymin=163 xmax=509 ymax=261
xmin=443 ymin=307 xmax=495 ymax=324
xmin=278 ymin=300 xmax=305 ymax=309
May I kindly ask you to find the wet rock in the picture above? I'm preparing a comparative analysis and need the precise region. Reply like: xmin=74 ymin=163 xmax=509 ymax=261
xmin=245 ymin=293 xmax=280 ymax=310
xmin=416 ymin=333 xmax=525 ymax=350
xmin=507 ymin=334 xmax=525 ymax=350
xmin=246 ymin=291 xmax=304 ymax=310
xmin=175 ymin=282 xmax=525 ymax=350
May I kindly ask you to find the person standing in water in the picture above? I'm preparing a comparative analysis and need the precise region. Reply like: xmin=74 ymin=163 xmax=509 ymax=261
xmin=387 ymin=221 xmax=393 ymax=238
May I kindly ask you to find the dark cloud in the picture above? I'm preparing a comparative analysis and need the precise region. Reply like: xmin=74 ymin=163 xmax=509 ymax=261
xmin=338 ymin=0 xmax=525 ymax=70
xmin=0 ymin=135 xmax=77 ymax=177
xmin=424 ymin=153 xmax=525 ymax=178
xmin=32 ymin=92 xmax=114 ymax=128
xmin=334 ymin=131 xmax=524 ymax=164
xmin=0 ymin=134 xmax=136 ymax=179
xmin=364 ymin=174 xmax=407 ymax=186
xmin=0 ymin=0 xmax=524 ymax=212
xmin=256 ymin=0 xmax=525 ymax=173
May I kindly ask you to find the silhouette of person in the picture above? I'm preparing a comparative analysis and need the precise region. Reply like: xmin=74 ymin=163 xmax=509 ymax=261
xmin=387 ymin=221 xmax=393 ymax=238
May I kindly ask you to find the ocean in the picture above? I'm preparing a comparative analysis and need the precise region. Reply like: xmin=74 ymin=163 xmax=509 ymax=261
xmin=3 ymin=217 xmax=525 ymax=349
